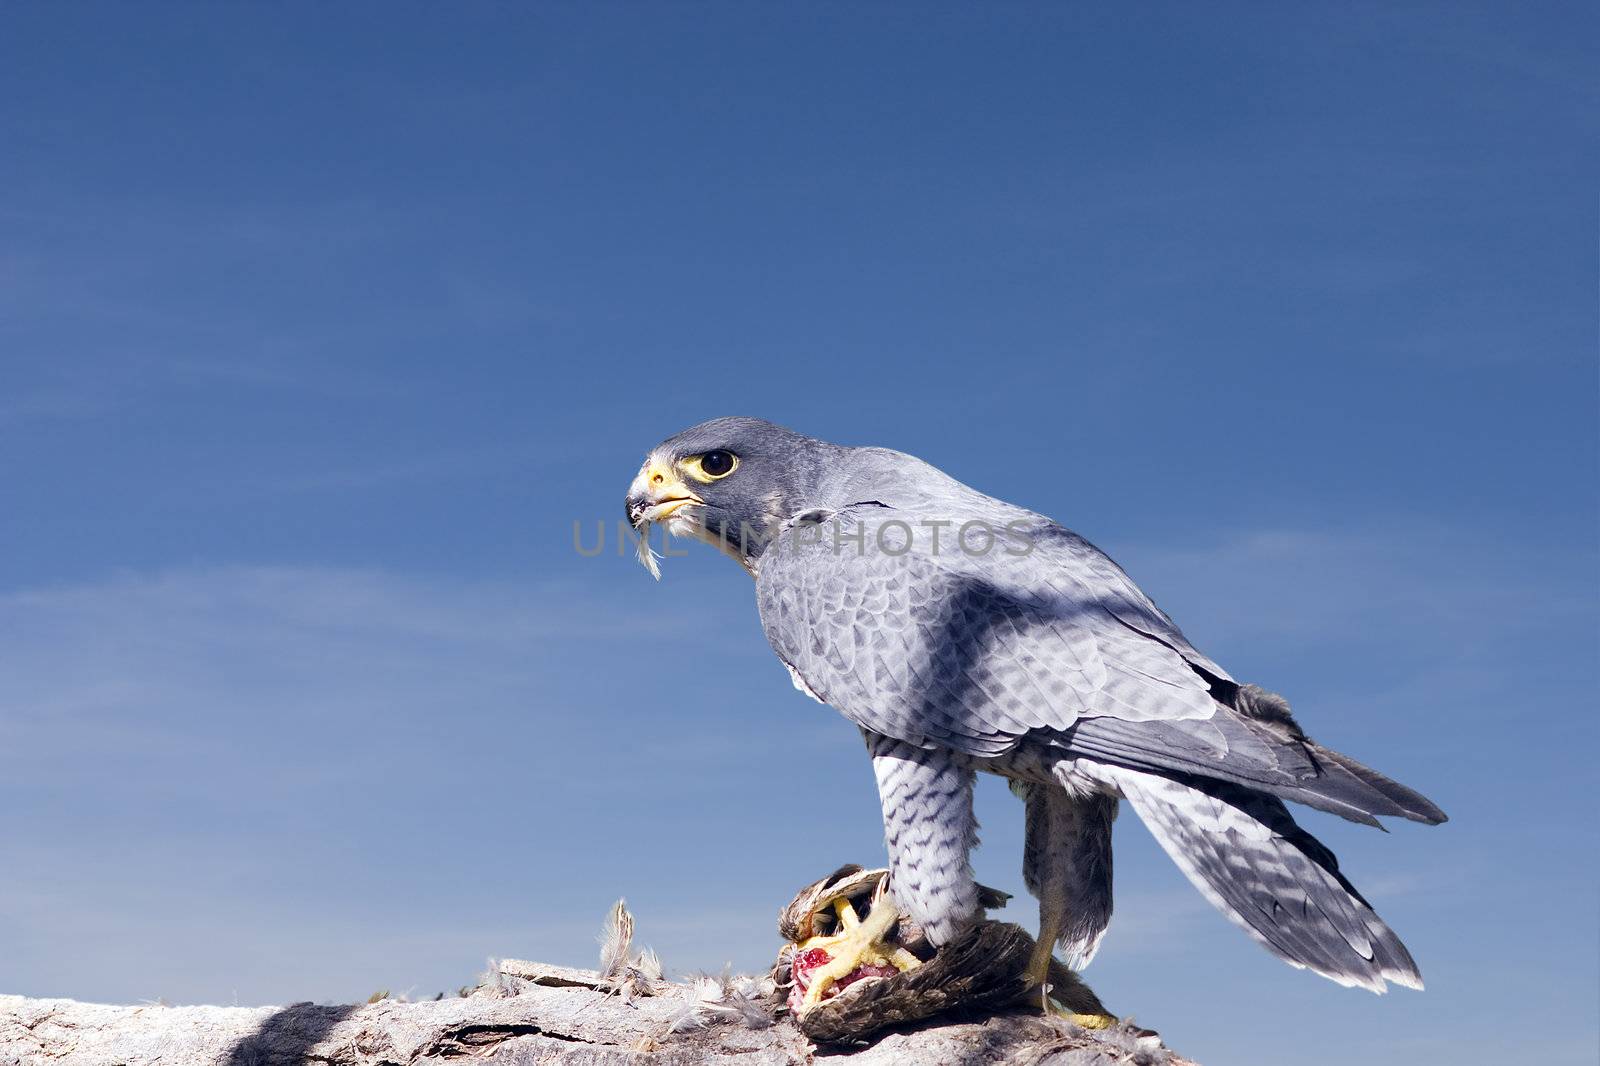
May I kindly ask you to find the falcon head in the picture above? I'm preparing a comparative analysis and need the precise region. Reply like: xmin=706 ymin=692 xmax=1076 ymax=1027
xmin=625 ymin=416 xmax=838 ymax=575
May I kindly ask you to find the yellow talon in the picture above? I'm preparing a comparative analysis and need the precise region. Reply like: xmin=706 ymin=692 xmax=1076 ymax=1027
xmin=1050 ymin=1001 xmax=1118 ymax=1029
xmin=886 ymin=945 xmax=922 ymax=972
xmin=1024 ymin=932 xmax=1116 ymax=1029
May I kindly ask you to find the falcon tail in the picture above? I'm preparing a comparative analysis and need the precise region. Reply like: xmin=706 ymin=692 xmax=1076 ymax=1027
xmin=1298 ymin=743 xmax=1448 ymax=827
xmin=1102 ymin=766 xmax=1425 ymax=993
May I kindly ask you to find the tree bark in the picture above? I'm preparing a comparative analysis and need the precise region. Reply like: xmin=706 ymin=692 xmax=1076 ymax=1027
xmin=1 ymin=961 xmax=1193 ymax=1066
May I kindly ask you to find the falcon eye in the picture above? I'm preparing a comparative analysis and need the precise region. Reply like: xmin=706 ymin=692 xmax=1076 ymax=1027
xmin=687 ymin=450 xmax=738 ymax=481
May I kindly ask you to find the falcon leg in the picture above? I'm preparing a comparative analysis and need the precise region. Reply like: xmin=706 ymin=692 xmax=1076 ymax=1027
xmin=1019 ymin=778 xmax=1071 ymax=1001
xmin=1018 ymin=909 xmax=1116 ymax=1027
xmin=1024 ymin=907 xmax=1062 ymax=996
xmin=865 ymin=732 xmax=983 ymax=945
xmin=1022 ymin=884 xmax=1114 ymax=1028
xmin=1017 ymin=779 xmax=1119 ymax=1028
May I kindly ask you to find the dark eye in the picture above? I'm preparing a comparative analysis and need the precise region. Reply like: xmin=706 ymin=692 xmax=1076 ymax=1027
xmin=700 ymin=450 xmax=736 ymax=477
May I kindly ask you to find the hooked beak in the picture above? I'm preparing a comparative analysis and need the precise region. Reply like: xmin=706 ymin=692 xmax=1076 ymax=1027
xmin=625 ymin=459 xmax=704 ymax=529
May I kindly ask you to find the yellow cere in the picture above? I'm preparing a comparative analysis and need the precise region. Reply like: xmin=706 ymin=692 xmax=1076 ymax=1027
xmin=643 ymin=460 xmax=684 ymax=492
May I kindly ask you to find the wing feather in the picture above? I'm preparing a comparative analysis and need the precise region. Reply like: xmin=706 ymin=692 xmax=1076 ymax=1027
xmin=756 ymin=505 xmax=1218 ymax=757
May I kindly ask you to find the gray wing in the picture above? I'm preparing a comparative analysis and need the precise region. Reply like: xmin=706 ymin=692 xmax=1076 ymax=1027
xmin=756 ymin=504 xmax=1444 ymax=826
xmin=756 ymin=506 xmax=1220 ymax=757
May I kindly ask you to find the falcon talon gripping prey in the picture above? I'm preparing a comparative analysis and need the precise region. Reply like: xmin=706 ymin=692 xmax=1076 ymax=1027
xmin=625 ymin=417 xmax=1446 ymax=1028
xmin=771 ymin=865 xmax=1076 ymax=1042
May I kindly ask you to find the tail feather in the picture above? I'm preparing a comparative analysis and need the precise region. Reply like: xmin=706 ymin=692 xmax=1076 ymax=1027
xmin=1101 ymin=765 xmax=1425 ymax=993
xmin=1302 ymin=745 xmax=1448 ymax=826
xmin=1065 ymin=713 xmax=1447 ymax=830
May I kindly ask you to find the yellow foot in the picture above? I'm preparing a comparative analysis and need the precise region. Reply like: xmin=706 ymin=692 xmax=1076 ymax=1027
xmin=1048 ymin=998 xmax=1118 ymax=1029
xmin=796 ymin=894 xmax=920 ymax=1011
xmin=1023 ymin=939 xmax=1117 ymax=1029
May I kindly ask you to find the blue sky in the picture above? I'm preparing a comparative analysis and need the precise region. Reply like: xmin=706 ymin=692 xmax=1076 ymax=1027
xmin=1 ymin=4 xmax=1595 ymax=1063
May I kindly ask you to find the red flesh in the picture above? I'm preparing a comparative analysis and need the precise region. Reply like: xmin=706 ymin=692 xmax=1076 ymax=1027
xmin=788 ymin=945 xmax=899 ymax=1013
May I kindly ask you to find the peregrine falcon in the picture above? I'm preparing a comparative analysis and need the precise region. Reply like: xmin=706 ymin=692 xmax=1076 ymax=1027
xmin=625 ymin=417 xmax=1445 ymax=1017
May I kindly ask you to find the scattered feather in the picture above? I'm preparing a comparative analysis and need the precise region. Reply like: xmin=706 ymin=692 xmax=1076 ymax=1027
xmin=1068 ymin=1020 xmax=1171 ymax=1065
xmin=665 ymin=977 xmax=722 ymax=1033
xmin=474 ymin=958 xmax=512 ymax=998
xmin=598 ymin=900 xmax=635 ymax=978
xmin=666 ymin=968 xmax=774 ymax=1032
xmin=596 ymin=899 xmax=661 ymax=1002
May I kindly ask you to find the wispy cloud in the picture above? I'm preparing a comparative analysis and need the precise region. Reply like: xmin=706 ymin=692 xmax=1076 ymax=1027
xmin=0 ymin=563 xmax=777 ymax=1002
xmin=0 ymin=386 xmax=123 ymax=427
xmin=1117 ymin=523 xmax=1593 ymax=654
xmin=0 ymin=566 xmax=698 ymax=808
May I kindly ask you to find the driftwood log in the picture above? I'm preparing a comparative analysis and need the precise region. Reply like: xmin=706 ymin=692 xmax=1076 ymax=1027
xmin=2 ymin=878 xmax=1193 ymax=1065
xmin=0 ymin=966 xmax=1192 ymax=1065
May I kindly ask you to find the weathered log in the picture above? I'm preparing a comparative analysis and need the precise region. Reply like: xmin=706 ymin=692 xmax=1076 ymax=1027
xmin=0 ymin=968 xmax=1191 ymax=1065
xmin=2 ymin=885 xmax=1192 ymax=1064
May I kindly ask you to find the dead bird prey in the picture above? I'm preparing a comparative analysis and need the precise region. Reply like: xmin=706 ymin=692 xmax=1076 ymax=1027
xmin=624 ymin=417 xmax=1446 ymax=1019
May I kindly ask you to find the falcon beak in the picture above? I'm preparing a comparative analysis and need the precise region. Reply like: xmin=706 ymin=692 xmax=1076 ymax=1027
xmin=625 ymin=459 xmax=704 ymax=530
